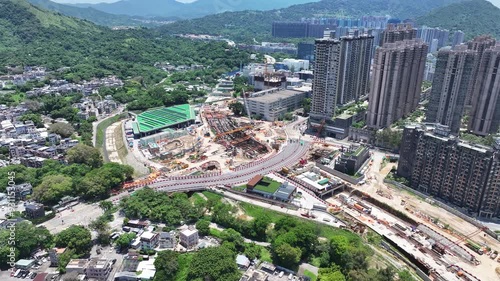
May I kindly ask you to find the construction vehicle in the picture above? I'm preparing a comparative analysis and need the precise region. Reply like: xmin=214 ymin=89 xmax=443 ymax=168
xmin=465 ymin=240 xmax=484 ymax=255
xmin=315 ymin=119 xmax=326 ymax=138
xmin=301 ymin=210 xmax=316 ymax=219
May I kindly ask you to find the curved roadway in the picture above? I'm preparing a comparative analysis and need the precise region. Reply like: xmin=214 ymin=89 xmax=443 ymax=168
xmin=110 ymin=118 xmax=311 ymax=201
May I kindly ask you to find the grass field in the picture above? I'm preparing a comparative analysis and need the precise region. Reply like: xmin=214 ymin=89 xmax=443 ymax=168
xmin=304 ymin=270 xmax=317 ymax=281
xmin=95 ymin=113 xmax=127 ymax=151
xmin=190 ymin=193 xmax=206 ymax=206
xmin=260 ymin=247 xmax=272 ymax=263
xmin=240 ymin=202 xmax=287 ymax=222
xmin=174 ymin=253 xmax=194 ymax=281
xmin=240 ymin=202 xmax=355 ymax=241
xmin=202 ymin=191 xmax=223 ymax=201
xmin=253 ymin=177 xmax=281 ymax=194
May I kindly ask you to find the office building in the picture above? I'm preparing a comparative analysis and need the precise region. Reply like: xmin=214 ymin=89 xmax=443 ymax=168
xmin=468 ymin=44 xmax=500 ymax=135
xmin=245 ymin=88 xmax=308 ymax=121
xmin=297 ymin=43 xmax=315 ymax=61
xmin=272 ymin=16 xmax=388 ymax=39
xmin=452 ymin=30 xmax=465 ymax=47
xmin=272 ymin=22 xmax=336 ymax=38
xmin=380 ymin=23 xmax=417 ymax=45
xmin=367 ymin=39 xmax=428 ymax=129
xmin=425 ymin=45 xmax=476 ymax=134
xmin=398 ymin=124 xmax=500 ymax=218
xmin=310 ymin=32 xmax=373 ymax=122
xmin=466 ymin=35 xmax=497 ymax=106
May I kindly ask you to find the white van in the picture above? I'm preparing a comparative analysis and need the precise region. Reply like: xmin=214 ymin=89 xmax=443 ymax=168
xmin=278 ymin=271 xmax=284 ymax=278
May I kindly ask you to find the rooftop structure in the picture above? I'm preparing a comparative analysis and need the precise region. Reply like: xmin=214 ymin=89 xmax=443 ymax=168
xmin=134 ymin=104 xmax=195 ymax=136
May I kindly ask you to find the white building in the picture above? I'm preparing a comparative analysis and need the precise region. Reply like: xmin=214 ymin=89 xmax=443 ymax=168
xmin=282 ymin=59 xmax=310 ymax=71
xmin=180 ymin=228 xmax=199 ymax=249
xmin=245 ymin=88 xmax=308 ymax=121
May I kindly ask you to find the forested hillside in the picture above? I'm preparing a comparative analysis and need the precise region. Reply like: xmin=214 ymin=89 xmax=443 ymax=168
xmin=158 ymin=0 xmax=465 ymax=42
xmin=417 ymin=0 xmax=500 ymax=39
xmin=0 ymin=0 xmax=249 ymax=85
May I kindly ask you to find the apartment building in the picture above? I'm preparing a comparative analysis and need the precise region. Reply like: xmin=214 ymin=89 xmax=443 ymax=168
xmin=367 ymin=39 xmax=428 ymax=129
xmin=468 ymin=44 xmax=500 ymax=136
xmin=425 ymin=45 xmax=476 ymax=134
xmin=180 ymin=228 xmax=199 ymax=249
xmin=398 ymin=124 xmax=500 ymax=218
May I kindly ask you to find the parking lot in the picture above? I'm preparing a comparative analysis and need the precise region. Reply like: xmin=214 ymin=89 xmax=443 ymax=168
xmin=40 ymin=203 xmax=104 ymax=234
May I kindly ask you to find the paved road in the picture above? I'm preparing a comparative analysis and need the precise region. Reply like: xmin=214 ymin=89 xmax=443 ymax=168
xmin=109 ymin=119 xmax=310 ymax=201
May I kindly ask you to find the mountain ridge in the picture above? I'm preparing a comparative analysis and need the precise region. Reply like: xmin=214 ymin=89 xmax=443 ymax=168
xmin=72 ymin=0 xmax=320 ymax=18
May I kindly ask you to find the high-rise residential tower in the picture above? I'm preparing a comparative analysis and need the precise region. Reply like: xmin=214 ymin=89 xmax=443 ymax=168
xmin=468 ymin=44 xmax=500 ymax=135
xmin=452 ymin=30 xmax=465 ymax=47
xmin=310 ymin=32 xmax=374 ymax=121
xmin=425 ymin=45 xmax=476 ymax=134
xmin=367 ymin=39 xmax=428 ymax=129
xmin=466 ymin=35 xmax=496 ymax=106
xmin=380 ymin=23 xmax=416 ymax=45
xmin=417 ymin=26 xmax=450 ymax=52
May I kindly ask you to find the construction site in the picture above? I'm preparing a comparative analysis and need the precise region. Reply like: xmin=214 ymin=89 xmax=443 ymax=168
xmin=125 ymin=101 xmax=290 ymax=178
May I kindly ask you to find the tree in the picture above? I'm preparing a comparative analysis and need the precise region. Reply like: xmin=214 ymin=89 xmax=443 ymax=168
xmin=272 ymin=243 xmax=301 ymax=267
xmin=33 ymin=174 xmax=73 ymax=205
xmin=19 ymin=113 xmax=43 ymax=128
xmin=49 ymin=122 xmax=75 ymax=138
xmin=99 ymin=201 xmax=113 ymax=212
xmin=398 ymin=270 xmax=416 ymax=281
xmin=229 ymin=102 xmax=245 ymax=116
xmin=195 ymin=220 xmax=210 ymax=236
xmin=302 ymin=98 xmax=311 ymax=115
xmin=66 ymin=144 xmax=103 ymax=168
xmin=375 ymin=267 xmax=395 ymax=281
xmin=55 ymin=226 xmax=92 ymax=256
xmin=154 ymin=250 xmax=179 ymax=281
xmin=243 ymin=243 xmax=261 ymax=260
xmin=115 ymin=233 xmax=136 ymax=250
xmin=187 ymin=246 xmax=240 ymax=281
xmin=0 ymin=222 xmax=52 ymax=261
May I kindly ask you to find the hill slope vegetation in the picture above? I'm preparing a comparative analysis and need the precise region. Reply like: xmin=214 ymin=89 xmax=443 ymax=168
xmin=417 ymin=0 xmax=500 ymax=39
xmin=0 ymin=0 xmax=248 ymax=84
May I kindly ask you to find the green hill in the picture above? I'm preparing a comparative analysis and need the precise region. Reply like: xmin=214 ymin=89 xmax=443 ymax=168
xmin=0 ymin=0 xmax=249 ymax=84
xmin=417 ymin=0 xmax=500 ymax=39
xmin=159 ymin=0 xmax=465 ymax=42
xmin=26 ymin=0 xmax=176 ymax=27
xmin=26 ymin=0 xmax=143 ymax=27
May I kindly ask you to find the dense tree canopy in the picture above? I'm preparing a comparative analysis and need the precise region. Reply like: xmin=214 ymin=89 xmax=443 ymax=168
xmin=55 ymin=225 xmax=92 ymax=256
xmin=0 ymin=221 xmax=52 ymax=268
xmin=154 ymin=250 xmax=179 ymax=281
xmin=187 ymin=246 xmax=240 ymax=281
xmin=66 ymin=144 xmax=103 ymax=168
